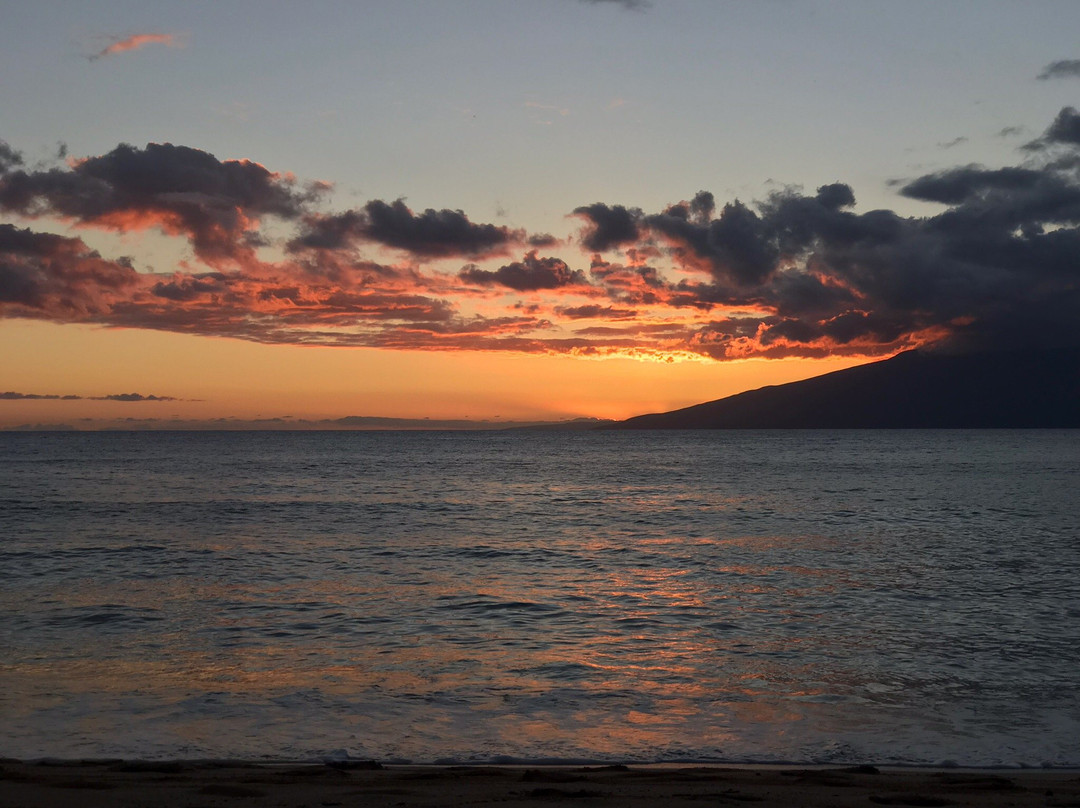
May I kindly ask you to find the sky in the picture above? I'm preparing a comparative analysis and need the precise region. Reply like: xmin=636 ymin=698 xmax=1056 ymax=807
xmin=3 ymin=0 xmax=1080 ymax=428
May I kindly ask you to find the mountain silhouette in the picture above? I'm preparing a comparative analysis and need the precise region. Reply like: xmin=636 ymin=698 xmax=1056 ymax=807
xmin=612 ymin=349 xmax=1080 ymax=429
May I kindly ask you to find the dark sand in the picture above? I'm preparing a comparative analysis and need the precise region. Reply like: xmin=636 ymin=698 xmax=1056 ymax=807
xmin=2 ymin=760 xmax=1079 ymax=808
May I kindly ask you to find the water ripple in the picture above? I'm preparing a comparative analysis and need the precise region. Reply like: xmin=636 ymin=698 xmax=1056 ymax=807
xmin=1 ymin=429 xmax=1078 ymax=766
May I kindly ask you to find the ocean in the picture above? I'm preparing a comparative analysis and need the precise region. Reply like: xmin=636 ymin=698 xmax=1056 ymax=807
xmin=1 ymin=429 xmax=1078 ymax=767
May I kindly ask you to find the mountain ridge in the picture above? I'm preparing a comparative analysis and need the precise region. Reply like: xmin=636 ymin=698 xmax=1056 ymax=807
xmin=611 ymin=349 xmax=1080 ymax=429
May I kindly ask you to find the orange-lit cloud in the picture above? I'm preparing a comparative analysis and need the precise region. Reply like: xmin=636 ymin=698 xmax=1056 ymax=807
xmin=3 ymin=110 xmax=1080 ymax=361
xmin=89 ymin=33 xmax=181 ymax=61
xmin=4 ymin=141 xmax=323 ymax=268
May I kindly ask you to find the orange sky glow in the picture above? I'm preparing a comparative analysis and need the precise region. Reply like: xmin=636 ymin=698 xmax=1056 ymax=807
xmin=0 ymin=144 xmax=938 ymax=427
xmin=0 ymin=128 xmax=1066 ymax=427
xmin=0 ymin=319 xmax=868 ymax=427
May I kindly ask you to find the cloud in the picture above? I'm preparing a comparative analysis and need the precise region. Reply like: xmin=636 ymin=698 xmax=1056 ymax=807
xmin=647 ymin=195 xmax=783 ymax=286
xmin=0 ymin=140 xmax=22 ymax=174
xmin=0 ymin=224 xmax=142 ymax=316
xmin=577 ymin=0 xmax=650 ymax=10
xmin=556 ymin=304 xmax=638 ymax=319
xmin=1023 ymin=106 xmax=1080 ymax=151
xmin=362 ymin=200 xmax=520 ymax=257
xmin=4 ymin=107 xmax=1080 ymax=361
xmin=899 ymin=165 xmax=1057 ymax=205
xmin=1037 ymin=59 xmax=1080 ymax=80
xmin=0 ymin=141 xmax=323 ymax=266
xmin=0 ymin=391 xmax=179 ymax=401
xmin=528 ymin=232 xmax=559 ymax=248
xmin=459 ymin=251 xmax=587 ymax=291
xmin=567 ymin=121 xmax=1080 ymax=359
xmin=100 ymin=393 xmax=180 ymax=401
xmin=290 ymin=199 xmax=523 ymax=258
xmin=588 ymin=256 xmax=667 ymax=305
xmin=1 ymin=392 xmax=77 ymax=400
xmin=572 ymin=203 xmax=643 ymax=252
xmin=89 ymin=33 xmax=181 ymax=61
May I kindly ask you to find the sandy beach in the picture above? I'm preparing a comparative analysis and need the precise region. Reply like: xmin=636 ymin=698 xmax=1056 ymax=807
xmin=2 ymin=760 xmax=1078 ymax=808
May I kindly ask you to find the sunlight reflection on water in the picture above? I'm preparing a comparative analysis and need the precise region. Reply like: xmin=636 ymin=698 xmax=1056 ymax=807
xmin=2 ymin=430 xmax=1079 ymax=765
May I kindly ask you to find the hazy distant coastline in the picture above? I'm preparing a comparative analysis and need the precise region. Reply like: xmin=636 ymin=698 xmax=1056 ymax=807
xmin=1 ymin=416 xmax=615 ymax=432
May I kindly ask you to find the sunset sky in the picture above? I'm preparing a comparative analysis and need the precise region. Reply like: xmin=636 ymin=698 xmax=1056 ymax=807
xmin=3 ymin=0 xmax=1080 ymax=428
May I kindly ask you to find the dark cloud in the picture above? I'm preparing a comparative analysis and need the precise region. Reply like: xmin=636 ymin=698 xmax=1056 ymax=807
xmin=647 ymin=198 xmax=780 ymax=285
xmin=574 ymin=322 xmax=686 ymax=337
xmin=1022 ymin=106 xmax=1080 ymax=151
xmin=459 ymin=251 xmax=587 ymax=291
xmin=0 ymin=224 xmax=141 ymax=315
xmin=577 ymin=0 xmax=650 ymax=9
xmin=657 ymin=191 xmax=718 ymax=225
xmin=580 ymin=108 xmax=1080 ymax=357
xmin=814 ymin=183 xmax=857 ymax=210
xmin=149 ymin=272 xmax=230 ymax=301
xmin=528 ymin=232 xmax=559 ymax=248
xmin=0 ymin=391 xmax=178 ymax=401
xmin=556 ymin=304 xmax=638 ymax=319
xmin=767 ymin=270 xmax=858 ymax=318
xmin=288 ymin=210 xmax=366 ymax=251
xmin=0 ymin=141 xmax=22 ymax=174
xmin=364 ymin=199 xmax=519 ymax=257
xmin=1037 ymin=59 xmax=1080 ymax=80
xmin=572 ymin=203 xmax=642 ymax=252
xmin=100 ymin=393 xmax=180 ymax=401
xmin=5 ymin=107 xmax=1080 ymax=361
xmin=2 ymin=142 xmax=604 ymax=354
xmin=900 ymin=165 xmax=1080 ymax=229
xmin=900 ymin=165 xmax=1052 ymax=204
xmin=690 ymin=190 xmax=716 ymax=220
xmin=0 ymin=142 xmax=321 ymax=265
xmin=290 ymin=199 xmax=521 ymax=258
xmin=641 ymin=182 xmax=901 ymax=311
xmin=0 ymin=216 xmax=473 ymax=347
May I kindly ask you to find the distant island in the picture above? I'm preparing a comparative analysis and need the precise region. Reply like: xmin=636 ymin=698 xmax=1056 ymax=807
xmin=610 ymin=349 xmax=1080 ymax=429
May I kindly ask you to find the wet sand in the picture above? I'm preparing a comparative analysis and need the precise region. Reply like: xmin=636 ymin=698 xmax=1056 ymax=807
xmin=2 ymin=760 xmax=1079 ymax=808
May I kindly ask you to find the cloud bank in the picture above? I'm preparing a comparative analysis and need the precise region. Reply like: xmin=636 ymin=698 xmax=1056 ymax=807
xmin=1 ymin=391 xmax=180 ymax=401
xmin=3 ymin=108 xmax=1080 ymax=362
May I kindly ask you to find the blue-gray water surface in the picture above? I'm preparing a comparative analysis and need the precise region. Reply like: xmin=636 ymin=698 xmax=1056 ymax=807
xmin=1 ymin=430 xmax=1078 ymax=766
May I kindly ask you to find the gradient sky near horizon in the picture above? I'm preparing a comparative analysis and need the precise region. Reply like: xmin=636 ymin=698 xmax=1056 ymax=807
xmin=3 ymin=0 xmax=1080 ymax=427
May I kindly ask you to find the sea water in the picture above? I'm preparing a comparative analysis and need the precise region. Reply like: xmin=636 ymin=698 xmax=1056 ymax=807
xmin=1 ymin=429 xmax=1078 ymax=766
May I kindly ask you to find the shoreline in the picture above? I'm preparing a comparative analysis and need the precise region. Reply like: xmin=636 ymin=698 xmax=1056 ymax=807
xmin=11 ymin=757 xmax=1080 ymax=771
xmin=3 ymin=759 xmax=1078 ymax=808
